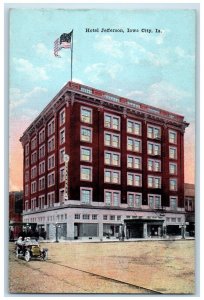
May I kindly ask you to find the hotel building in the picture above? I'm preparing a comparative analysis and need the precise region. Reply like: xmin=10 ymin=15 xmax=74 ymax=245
xmin=20 ymin=81 xmax=189 ymax=240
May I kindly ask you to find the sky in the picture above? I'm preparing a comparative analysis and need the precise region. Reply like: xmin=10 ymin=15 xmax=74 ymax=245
xmin=9 ymin=8 xmax=196 ymax=191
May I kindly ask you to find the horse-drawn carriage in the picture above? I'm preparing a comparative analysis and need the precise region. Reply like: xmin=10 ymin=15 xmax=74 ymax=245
xmin=15 ymin=237 xmax=48 ymax=262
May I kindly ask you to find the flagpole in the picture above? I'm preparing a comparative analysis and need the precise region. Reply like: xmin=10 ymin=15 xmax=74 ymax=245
xmin=71 ymin=30 xmax=73 ymax=82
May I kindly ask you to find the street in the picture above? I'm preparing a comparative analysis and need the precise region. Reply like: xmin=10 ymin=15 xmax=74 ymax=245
xmin=9 ymin=240 xmax=195 ymax=294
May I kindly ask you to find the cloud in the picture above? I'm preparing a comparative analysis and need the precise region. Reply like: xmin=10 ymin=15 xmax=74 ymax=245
xmin=94 ymin=35 xmax=123 ymax=58
xmin=10 ymin=86 xmax=47 ymax=110
xmin=84 ymin=63 xmax=123 ymax=83
xmin=13 ymin=58 xmax=49 ymax=81
xmin=174 ymin=47 xmax=195 ymax=60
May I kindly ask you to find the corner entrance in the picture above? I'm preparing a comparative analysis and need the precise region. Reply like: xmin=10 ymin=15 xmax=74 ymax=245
xmin=124 ymin=218 xmax=165 ymax=238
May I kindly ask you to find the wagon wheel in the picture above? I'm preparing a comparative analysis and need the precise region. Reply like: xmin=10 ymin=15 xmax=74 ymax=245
xmin=24 ymin=250 xmax=30 ymax=262
xmin=42 ymin=251 xmax=48 ymax=261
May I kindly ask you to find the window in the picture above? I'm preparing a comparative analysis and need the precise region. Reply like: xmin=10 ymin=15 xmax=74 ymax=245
xmin=48 ymin=154 xmax=55 ymax=170
xmin=127 ymin=155 xmax=142 ymax=169
xmin=25 ymin=184 xmax=29 ymax=196
xmin=39 ymin=128 xmax=45 ymax=144
xmin=148 ymin=194 xmax=161 ymax=209
xmin=81 ymin=126 xmax=92 ymax=143
xmin=103 ymin=215 xmax=108 ymax=220
xmin=170 ymin=196 xmax=177 ymax=210
xmin=104 ymin=169 xmax=120 ymax=184
xmin=25 ymin=157 xmax=29 ymax=168
xmin=127 ymin=119 xmax=141 ymax=135
xmin=60 ymin=167 xmax=65 ymax=182
xmin=80 ymin=147 xmax=92 ymax=162
xmin=47 ymin=192 xmax=55 ymax=207
xmin=169 ymin=147 xmax=177 ymax=159
xmin=104 ymin=113 xmax=120 ymax=130
xmin=148 ymin=176 xmax=161 ymax=188
xmin=39 ymin=144 xmax=45 ymax=159
xmin=31 ymin=151 xmax=37 ymax=164
xmin=81 ymin=107 xmax=92 ymax=124
xmin=25 ymin=171 xmax=29 ymax=182
xmin=148 ymin=159 xmax=161 ymax=172
xmin=48 ymin=137 xmax=55 ymax=152
xmin=82 ymin=214 xmax=90 ymax=220
xmin=31 ymin=166 xmax=37 ymax=179
xmin=81 ymin=188 xmax=92 ymax=204
xmin=104 ymin=151 xmax=120 ymax=166
xmin=59 ymin=148 xmax=65 ymax=164
xmin=25 ymin=143 xmax=29 ymax=155
xmin=59 ymin=108 xmax=65 ymax=126
xmin=60 ymin=128 xmax=65 ymax=145
xmin=47 ymin=172 xmax=55 ymax=187
xmin=169 ymin=163 xmax=177 ymax=175
xmin=48 ymin=118 xmax=55 ymax=136
xmin=31 ymin=136 xmax=37 ymax=150
xmin=75 ymin=214 xmax=80 ymax=219
xmin=169 ymin=130 xmax=177 ymax=144
xmin=59 ymin=189 xmax=64 ymax=203
xmin=38 ymin=195 xmax=45 ymax=209
xmin=170 ymin=178 xmax=177 ymax=191
xmin=147 ymin=125 xmax=161 ymax=139
xmin=39 ymin=176 xmax=45 ymax=191
xmin=117 ymin=216 xmax=121 ymax=221
xmin=147 ymin=142 xmax=161 ymax=156
xmin=104 ymin=190 xmax=120 ymax=206
xmin=81 ymin=166 xmax=92 ymax=181
xmin=31 ymin=181 xmax=37 ymax=194
xmin=127 ymin=137 xmax=141 ymax=152
xmin=127 ymin=173 xmax=142 ymax=186
xmin=110 ymin=215 xmax=115 ymax=220
xmin=25 ymin=200 xmax=29 ymax=211
xmin=127 ymin=192 xmax=142 ymax=208
xmin=104 ymin=132 xmax=120 ymax=148
xmin=92 ymin=214 xmax=97 ymax=220
xmin=39 ymin=161 xmax=45 ymax=175
xmin=31 ymin=198 xmax=36 ymax=210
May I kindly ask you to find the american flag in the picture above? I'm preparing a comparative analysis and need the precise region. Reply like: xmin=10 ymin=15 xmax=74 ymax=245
xmin=54 ymin=31 xmax=73 ymax=57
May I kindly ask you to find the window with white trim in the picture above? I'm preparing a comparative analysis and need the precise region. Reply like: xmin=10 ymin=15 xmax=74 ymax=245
xmin=169 ymin=146 xmax=177 ymax=159
xmin=31 ymin=166 xmax=37 ymax=179
xmin=127 ymin=192 xmax=142 ymax=208
xmin=148 ymin=194 xmax=161 ymax=209
xmin=48 ymin=154 xmax=55 ymax=170
xmin=39 ymin=176 xmax=45 ymax=191
xmin=170 ymin=196 xmax=178 ymax=210
xmin=59 ymin=128 xmax=65 ymax=145
xmin=39 ymin=144 xmax=45 ymax=159
xmin=31 ymin=136 xmax=37 ymax=150
xmin=81 ymin=126 xmax=92 ymax=143
xmin=80 ymin=166 xmax=92 ymax=181
xmin=48 ymin=136 xmax=55 ymax=152
xmin=104 ymin=169 xmax=120 ymax=184
xmin=127 ymin=137 xmax=141 ymax=152
xmin=25 ymin=184 xmax=29 ymax=196
xmin=75 ymin=214 xmax=80 ymax=219
xmin=148 ymin=159 xmax=161 ymax=172
xmin=39 ymin=128 xmax=45 ymax=144
xmin=80 ymin=147 xmax=92 ymax=162
xmin=104 ymin=132 xmax=120 ymax=148
xmin=169 ymin=130 xmax=177 ymax=144
xmin=25 ymin=157 xmax=29 ymax=168
xmin=59 ymin=189 xmax=65 ymax=203
xmin=59 ymin=148 xmax=65 ymax=164
xmin=147 ymin=142 xmax=161 ymax=156
xmin=80 ymin=188 xmax=92 ymax=204
xmin=31 ymin=198 xmax=37 ymax=210
xmin=25 ymin=171 xmax=29 ymax=182
xmin=104 ymin=113 xmax=120 ymax=131
xmin=31 ymin=181 xmax=37 ymax=194
xmin=127 ymin=155 xmax=142 ymax=169
xmin=25 ymin=143 xmax=29 ymax=156
xmin=147 ymin=125 xmax=161 ymax=139
xmin=38 ymin=195 xmax=45 ymax=209
xmin=170 ymin=178 xmax=177 ymax=191
xmin=59 ymin=108 xmax=65 ymax=126
xmin=169 ymin=163 xmax=177 ymax=175
xmin=47 ymin=192 xmax=55 ymax=207
xmin=104 ymin=151 xmax=120 ymax=166
xmin=60 ymin=167 xmax=65 ymax=182
xmin=104 ymin=190 xmax=120 ymax=206
xmin=39 ymin=160 xmax=45 ymax=175
xmin=25 ymin=200 xmax=29 ymax=211
xmin=83 ymin=214 xmax=90 ymax=220
xmin=31 ymin=151 xmax=37 ymax=164
xmin=148 ymin=176 xmax=161 ymax=188
xmin=92 ymin=214 xmax=98 ymax=220
xmin=47 ymin=172 xmax=55 ymax=187
xmin=81 ymin=107 xmax=92 ymax=124
xmin=127 ymin=173 xmax=142 ymax=186
xmin=48 ymin=118 xmax=55 ymax=137
xmin=127 ymin=119 xmax=141 ymax=135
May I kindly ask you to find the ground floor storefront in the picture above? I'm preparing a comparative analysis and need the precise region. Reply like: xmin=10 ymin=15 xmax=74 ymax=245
xmin=22 ymin=206 xmax=186 ymax=241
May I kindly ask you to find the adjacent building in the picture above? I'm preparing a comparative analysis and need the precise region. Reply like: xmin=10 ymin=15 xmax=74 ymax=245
xmin=9 ymin=191 xmax=23 ymax=239
xmin=20 ymin=81 xmax=189 ymax=240
xmin=184 ymin=183 xmax=195 ymax=236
